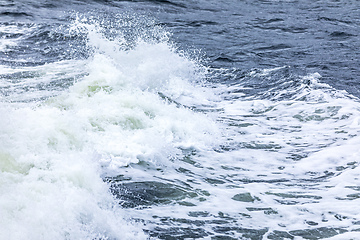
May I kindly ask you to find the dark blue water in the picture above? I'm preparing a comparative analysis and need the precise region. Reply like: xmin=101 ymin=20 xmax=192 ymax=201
xmin=1 ymin=1 xmax=360 ymax=239
xmin=1 ymin=1 xmax=359 ymax=94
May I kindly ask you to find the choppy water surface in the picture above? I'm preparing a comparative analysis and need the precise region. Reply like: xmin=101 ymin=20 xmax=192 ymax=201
xmin=1 ymin=0 xmax=360 ymax=239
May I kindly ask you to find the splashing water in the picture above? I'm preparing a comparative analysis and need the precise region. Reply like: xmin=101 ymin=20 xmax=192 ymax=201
xmin=1 ymin=8 xmax=360 ymax=240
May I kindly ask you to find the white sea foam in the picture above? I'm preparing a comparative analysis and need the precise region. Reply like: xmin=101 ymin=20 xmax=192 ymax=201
xmin=2 ymin=12 xmax=360 ymax=239
xmin=0 ymin=24 xmax=36 ymax=52
xmin=118 ymin=69 xmax=360 ymax=238
xmin=0 ymin=60 xmax=88 ymax=105
xmin=187 ymin=71 xmax=360 ymax=234
xmin=0 ymin=17 xmax=220 ymax=239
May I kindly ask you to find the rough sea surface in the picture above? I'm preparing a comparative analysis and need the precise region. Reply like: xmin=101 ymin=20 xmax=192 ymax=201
xmin=1 ymin=0 xmax=360 ymax=239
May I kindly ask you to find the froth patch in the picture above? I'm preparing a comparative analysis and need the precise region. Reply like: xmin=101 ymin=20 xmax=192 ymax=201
xmin=44 ymin=30 xmax=219 ymax=169
xmin=0 ymin=14 xmax=220 ymax=239
xmin=0 ymin=152 xmax=28 ymax=174
xmin=0 ymin=106 xmax=147 ymax=239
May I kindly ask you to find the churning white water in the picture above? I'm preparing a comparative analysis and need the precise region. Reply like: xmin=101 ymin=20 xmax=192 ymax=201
xmin=0 ymin=17 xmax=220 ymax=239
xmin=1 ymin=10 xmax=360 ymax=240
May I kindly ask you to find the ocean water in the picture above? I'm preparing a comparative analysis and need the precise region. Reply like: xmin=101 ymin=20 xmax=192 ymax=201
xmin=1 ymin=0 xmax=360 ymax=239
